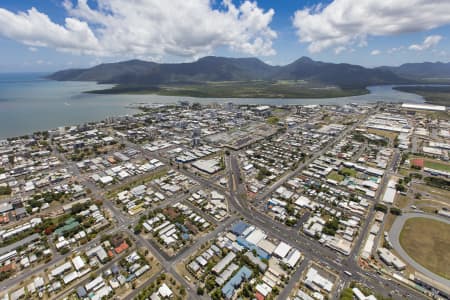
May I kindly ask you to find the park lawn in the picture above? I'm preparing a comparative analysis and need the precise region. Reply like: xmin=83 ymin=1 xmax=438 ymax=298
xmin=340 ymin=167 xmax=357 ymax=178
xmin=424 ymin=160 xmax=450 ymax=172
xmin=367 ymin=128 xmax=399 ymax=141
xmin=327 ymin=171 xmax=344 ymax=182
xmin=267 ymin=116 xmax=280 ymax=125
xmin=399 ymin=217 xmax=450 ymax=280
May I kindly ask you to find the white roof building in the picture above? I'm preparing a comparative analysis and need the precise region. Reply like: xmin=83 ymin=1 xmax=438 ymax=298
xmin=305 ymin=267 xmax=333 ymax=293
xmin=100 ymin=176 xmax=113 ymax=184
xmin=283 ymin=249 xmax=302 ymax=268
xmin=85 ymin=276 xmax=104 ymax=291
xmin=63 ymin=271 xmax=79 ymax=285
xmin=158 ymin=283 xmax=173 ymax=298
xmin=257 ymin=239 xmax=276 ymax=254
xmin=382 ymin=179 xmax=397 ymax=204
xmin=273 ymin=241 xmax=292 ymax=258
xmin=245 ymin=229 xmax=266 ymax=245
xmin=51 ymin=261 xmax=72 ymax=277
xmin=10 ymin=287 xmax=25 ymax=300
xmin=212 ymin=252 xmax=236 ymax=274
xmin=255 ymin=283 xmax=272 ymax=297
xmin=72 ymin=256 xmax=85 ymax=271
xmin=402 ymin=103 xmax=446 ymax=112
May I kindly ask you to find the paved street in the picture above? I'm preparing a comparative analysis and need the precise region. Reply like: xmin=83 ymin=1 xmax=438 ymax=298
xmin=1 ymin=107 xmax=430 ymax=300
xmin=79 ymin=116 xmax=430 ymax=300
xmin=222 ymin=114 xmax=427 ymax=300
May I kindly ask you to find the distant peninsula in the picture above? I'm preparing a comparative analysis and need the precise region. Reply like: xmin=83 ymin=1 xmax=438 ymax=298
xmin=48 ymin=56 xmax=450 ymax=99
xmin=84 ymin=81 xmax=369 ymax=99
xmin=393 ymin=86 xmax=450 ymax=106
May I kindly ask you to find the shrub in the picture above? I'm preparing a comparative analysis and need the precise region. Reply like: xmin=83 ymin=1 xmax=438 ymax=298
xmin=197 ymin=287 xmax=204 ymax=295
xmin=389 ymin=207 xmax=402 ymax=216
xmin=374 ymin=203 xmax=388 ymax=213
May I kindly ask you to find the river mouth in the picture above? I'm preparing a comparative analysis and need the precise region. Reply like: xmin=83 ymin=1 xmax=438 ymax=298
xmin=0 ymin=74 xmax=429 ymax=139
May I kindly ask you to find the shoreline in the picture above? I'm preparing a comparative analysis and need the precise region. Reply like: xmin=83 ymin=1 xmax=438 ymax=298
xmin=392 ymin=86 xmax=450 ymax=106
xmin=82 ymin=81 xmax=370 ymax=99
xmin=0 ymin=76 xmax=427 ymax=140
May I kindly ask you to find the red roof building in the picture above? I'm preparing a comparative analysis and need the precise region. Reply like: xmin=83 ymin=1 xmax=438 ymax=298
xmin=0 ymin=263 xmax=16 ymax=273
xmin=114 ymin=241 xmax=129 ymax=254
xmin=255 ymin=292 xmax=265 ymax=300
xmin=411 ymin=158 xmax=424 ymax=168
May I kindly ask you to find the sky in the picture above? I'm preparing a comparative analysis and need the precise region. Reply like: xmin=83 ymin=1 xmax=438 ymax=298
xmin=1 ymin=0 xmax=450 ymax=72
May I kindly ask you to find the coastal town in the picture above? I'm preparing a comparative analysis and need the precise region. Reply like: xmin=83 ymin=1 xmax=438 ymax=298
xmin=0 ymin=100 xmax=449 ymax=300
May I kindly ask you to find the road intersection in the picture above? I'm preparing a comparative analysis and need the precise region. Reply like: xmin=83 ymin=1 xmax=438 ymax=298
xmin=1 ymin=109 xmax=429 ymax=300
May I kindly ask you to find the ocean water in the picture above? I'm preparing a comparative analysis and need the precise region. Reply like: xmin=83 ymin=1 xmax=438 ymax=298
xmin=0 ymin=73 xmax=425 ymax=139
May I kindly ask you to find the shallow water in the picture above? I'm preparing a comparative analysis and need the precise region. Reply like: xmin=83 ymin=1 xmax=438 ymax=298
xmin=0 ymin=73 xmax=425 ymax=139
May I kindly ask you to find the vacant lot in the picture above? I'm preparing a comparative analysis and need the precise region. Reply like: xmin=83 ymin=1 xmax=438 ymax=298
xmin=414 ymin=184 xmax=450 ymax=202
xmin=327 ymin=171 xmax=344 ymax=182
xmin=395 ymin=195 xmax=411 ymax=209
xmin=399 ymin=217 xmax=450 ymax=280
xmin=414 ymin=199 xmax=450 ymax=213
xmin=368 ymin=128 xmax=398 ymax=141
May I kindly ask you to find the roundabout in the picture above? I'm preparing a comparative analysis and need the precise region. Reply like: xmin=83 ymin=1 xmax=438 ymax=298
xmin=389 ymin=212 xmax=450 ymax=287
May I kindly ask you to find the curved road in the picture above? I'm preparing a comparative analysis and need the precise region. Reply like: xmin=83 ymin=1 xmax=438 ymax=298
xmin=389 ymin=212 xmax=450 ymax=287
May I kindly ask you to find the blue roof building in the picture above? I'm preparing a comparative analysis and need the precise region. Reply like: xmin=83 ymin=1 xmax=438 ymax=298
xmin=231 ymin=221 xmax=249 ymax=236
xmin=221 ymin=266 xmax=252 ymax=299
xmin=236 ymin=237 xmax=270 ymax=260
xmin=76 ymin=286 xmax=87 ymax=298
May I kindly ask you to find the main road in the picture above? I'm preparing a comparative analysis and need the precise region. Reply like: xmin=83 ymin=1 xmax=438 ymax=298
xmin=223 ymin=112 xmax=427 ymax=299
xmin=118 ymin=107 xmax=427 ymax=299
xmin=4 ymin=110 xmax=427 ymax=300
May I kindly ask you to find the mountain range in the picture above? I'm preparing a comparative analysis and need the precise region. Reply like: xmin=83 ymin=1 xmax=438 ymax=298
xmin=46 ymin=56 xmax=437 ymax=87
xmin=378 ymin=62 xmax=450 ymax=80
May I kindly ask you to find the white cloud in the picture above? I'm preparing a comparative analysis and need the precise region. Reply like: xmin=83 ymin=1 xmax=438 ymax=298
xmin=28 ymin=47 xmax=38 ymax=52
xmin=334 ymin=46 xmax=346 ymax=54
xmin=387 ymin=46 xmax=404 ymax=54
xmin=370 ymin=50 xmax=381 ymax=56
xmin=0 ymin=0 xmax=277 ymax=59
xmin=35 ymin=59 xmax=52 ymax=65
xmin=409 ymin=35 xmax=442 ymax=51
xmin=292 ymin=0 xmax=450 ymax=53
xmin=0 ymin=7 xmax=100 ymax=54
xmin=438 ymin=50 xmax=448 ymax=57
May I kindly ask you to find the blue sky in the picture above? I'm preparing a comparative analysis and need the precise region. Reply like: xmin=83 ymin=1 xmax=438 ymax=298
xmin=0 ymin=0 xmax=449 ymax=72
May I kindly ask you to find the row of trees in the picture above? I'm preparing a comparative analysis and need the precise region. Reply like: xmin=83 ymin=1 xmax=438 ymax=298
xmin=0 ymin=185 xmax=12 ymax=195
xmin=374 ymin=203 xmax=401 ymax=215
xmin=425 ymin=176 xmax=450 ymax=190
